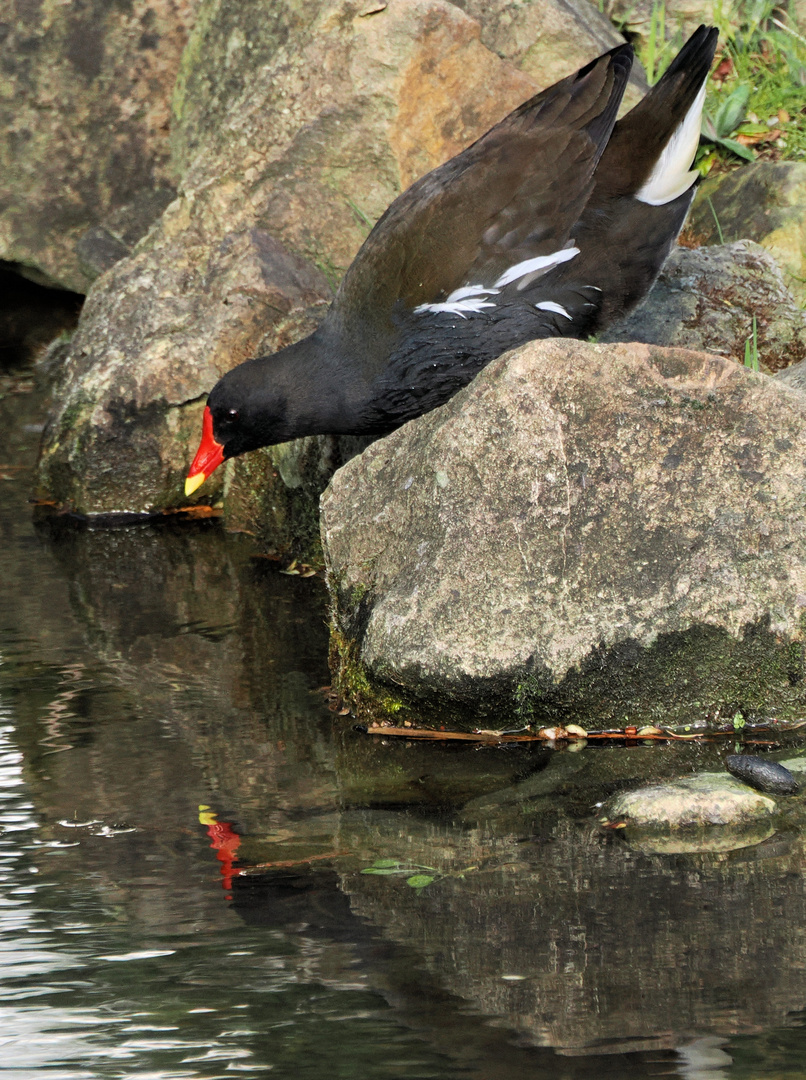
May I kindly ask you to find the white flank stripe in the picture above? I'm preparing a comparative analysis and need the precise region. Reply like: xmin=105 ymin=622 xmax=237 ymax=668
xmin=413 ymin=247 xmax=580 ymax=319
xmin=414 ymin=298 xmax=497 ymax=318
xmin=414 ymin=283 xmax=499 ymax=318
xmin=440 ymin=284 xmax=497 ymax=303
xmin=636 ymin=80 xmax=707 ymax=206
xmin=536 ymin=300 xmax=572 ymax=319
xmin=494 ymin=246 xmax=579 ymax=289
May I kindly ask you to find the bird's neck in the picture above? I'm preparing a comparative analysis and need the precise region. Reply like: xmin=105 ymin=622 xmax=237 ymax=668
xmin=267 ymin=325 xmax=367 ymax=439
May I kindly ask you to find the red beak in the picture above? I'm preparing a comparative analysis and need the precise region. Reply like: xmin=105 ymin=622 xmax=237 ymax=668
xmin=185 ymin=406 xmax=225 ymax=496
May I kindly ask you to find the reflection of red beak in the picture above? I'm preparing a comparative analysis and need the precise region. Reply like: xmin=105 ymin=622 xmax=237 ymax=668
xmin=185 ymin=405 xmax=225 ymax=496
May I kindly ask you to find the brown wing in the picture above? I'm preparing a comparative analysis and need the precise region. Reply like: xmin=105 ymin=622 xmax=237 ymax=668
xmin=542 ymin=25 xmax=719 ymax=329
xmin=330 ymin=43 xmax=633 ymax=366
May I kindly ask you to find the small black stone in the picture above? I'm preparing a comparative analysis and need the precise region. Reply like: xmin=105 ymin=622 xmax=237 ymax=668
xmin=725 ymin=754 xmax=800 ymax=795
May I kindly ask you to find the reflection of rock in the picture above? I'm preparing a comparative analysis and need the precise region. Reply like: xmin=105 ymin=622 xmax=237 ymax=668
xmin=339 ymin=808 xmax=806 ymax=1053
xmin=602 ymin=241 xmax=806 ymax=373
xmin=34 ymin=515 xmax=337 ymax=821
xmin=688 ymin=162 xmax=806 ymax=304
xmin=323 ymin=338 xmax=806 ymax=728
xmin=622 ymin=820 xmax=776 ymax=855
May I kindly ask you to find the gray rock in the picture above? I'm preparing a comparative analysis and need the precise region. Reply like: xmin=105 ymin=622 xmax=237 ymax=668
xmin=36 ymin=229 xmax=332 ymax=516
xmin=322 ymin=338 xmax=806 ymax=726
xmin=453 ymin=0 xmax=646 ymax=98
xmin=606 ymin=774 xmax=777 ymax=827
xmin=30 ymin=0 xmax=637 ymax=533
xmin=602 ymin=241 xmax=806 ymax=373
xmin=779 ymin=755 xmax=806 ymax=773
xmin=0 ymin=0 xmax=194 ymax=292
xmin=688 ymin=162 xmax=806 ymax=304
xmin=602 ymin=0 xmax=741 ymax=47
xmin=776 ymin=357 xmax=806 ymax=394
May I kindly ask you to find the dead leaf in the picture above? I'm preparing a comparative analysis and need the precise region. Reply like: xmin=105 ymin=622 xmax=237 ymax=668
xmin=736 ymin=129 xmax=781 ymax=145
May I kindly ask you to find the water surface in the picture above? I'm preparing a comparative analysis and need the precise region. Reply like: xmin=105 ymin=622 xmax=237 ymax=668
xmin=2 ymin=337 xmax=806 ymax=1078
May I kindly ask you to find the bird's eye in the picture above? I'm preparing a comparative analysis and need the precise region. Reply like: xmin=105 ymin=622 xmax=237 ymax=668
xmin=227 ymin=409 xmax=239 ymax=421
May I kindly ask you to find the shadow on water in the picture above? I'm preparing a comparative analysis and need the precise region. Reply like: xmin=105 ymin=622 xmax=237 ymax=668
xmin=3 ymin=288 xmax=806 ymax=1077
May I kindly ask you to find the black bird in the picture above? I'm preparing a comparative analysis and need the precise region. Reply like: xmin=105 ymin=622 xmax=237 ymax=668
xmin=186 ymin=26 xmax=718 ymax=495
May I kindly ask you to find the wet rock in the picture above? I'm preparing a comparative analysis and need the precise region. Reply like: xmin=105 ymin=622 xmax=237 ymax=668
xmin=687 ymin=162 xmax=806 ymax=304
xmin=0 ymin=0 xmax=195 ymax=292
xmin=606 ymin=774 xmax=777 ymax=828
xmin=322 ymin=339 xmax=806 ymax=727
xmin=725 ymin=754 xmax=800 ymax=795
xmin=32 ymin=0 xmax=633 ymax=532
xmin=223 ymin=431 xmax=374 ymax=560
xmin=602 ymin=241 xmax=806 ymax=374
xmin=342 ymin=806 xmax=806 ymax=1052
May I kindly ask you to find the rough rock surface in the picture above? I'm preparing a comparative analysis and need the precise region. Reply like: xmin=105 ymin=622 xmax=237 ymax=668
xmin=602 ymin=0 xmax=741 ymax=44
xmin=602 ymin=241 xmax=806 ymax=373
xmin=0 ymin=0 xmax=196 ymax=292
xmin=687 ymin=162 xmax=806 ymax=304
xmin=31 ymin=0 xmax=633 ymax=526
xmin=37 ymin=231 xmax=332 ymax=514
xmin=606 ymin=774 xmax=777 ymax=827
xmin=322 ymin=338 xmax=806 ymax=727
xmin=777 ymin=358 xmax=806 ymax=393
xmin=453 ymin=0 xmax=646 ymax=97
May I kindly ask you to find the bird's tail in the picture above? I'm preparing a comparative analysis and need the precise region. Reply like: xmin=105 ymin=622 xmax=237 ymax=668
xmin=533 ymin=25 xmax=719 ymax=334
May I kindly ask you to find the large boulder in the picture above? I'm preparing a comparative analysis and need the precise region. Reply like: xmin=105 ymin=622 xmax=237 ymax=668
xmin=36 ymin=227 xmax=332 ymax=515
xmin=321 ymin=338 xmax=806 ymax=728
xmin=453 ymin=0 xmax=646 ymax=96
xmin=31 ymin=0 xmax=634 ymax=535
xmin=0 ymin=0 xmax=196 ymax=292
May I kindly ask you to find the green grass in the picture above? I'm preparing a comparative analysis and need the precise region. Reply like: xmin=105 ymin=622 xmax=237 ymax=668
xmin=744 ymin=314 xmax=759 ymax=371
xmin=625 ymin=1 xmax=806 ymax=170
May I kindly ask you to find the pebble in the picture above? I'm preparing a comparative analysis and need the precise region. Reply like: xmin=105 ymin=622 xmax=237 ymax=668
xmin=724 ymin=754 xmax=800 ymax=795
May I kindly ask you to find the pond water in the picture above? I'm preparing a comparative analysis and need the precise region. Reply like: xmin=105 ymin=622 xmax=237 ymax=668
xmin=3 ymin=313 xmax=806 ymax=1079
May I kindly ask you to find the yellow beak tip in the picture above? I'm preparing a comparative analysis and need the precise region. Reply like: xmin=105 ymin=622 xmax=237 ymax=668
xmin=185 ymin=473 xmax=206 ymax=497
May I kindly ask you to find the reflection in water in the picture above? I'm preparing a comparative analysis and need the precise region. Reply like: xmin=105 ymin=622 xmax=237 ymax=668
xmin=677 ymin=1037 xmax=733 ymax=1080
xmin=3 ymin=340 xmax=806 ymax=1077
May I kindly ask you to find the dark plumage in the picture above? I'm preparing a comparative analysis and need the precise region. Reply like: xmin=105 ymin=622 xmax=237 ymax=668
xmin=186 ymin=26 xmax=718 ymax=495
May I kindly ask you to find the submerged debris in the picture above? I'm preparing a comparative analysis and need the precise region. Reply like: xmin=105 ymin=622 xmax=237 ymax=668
xmin=362 ymin=720 xmax=805 ymax=745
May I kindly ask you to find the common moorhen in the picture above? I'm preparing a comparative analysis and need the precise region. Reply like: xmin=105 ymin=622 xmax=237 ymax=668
xmin=186 ymin=26 xmax=718 ymax=495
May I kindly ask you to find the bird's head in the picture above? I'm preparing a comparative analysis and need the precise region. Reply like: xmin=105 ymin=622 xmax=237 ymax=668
xmin=184 ymin=357 xmax=290 ymax=496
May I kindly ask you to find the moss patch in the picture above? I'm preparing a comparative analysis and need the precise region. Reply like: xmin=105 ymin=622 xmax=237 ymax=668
xmin=327 ymin=616 xmax=806 ymax=732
